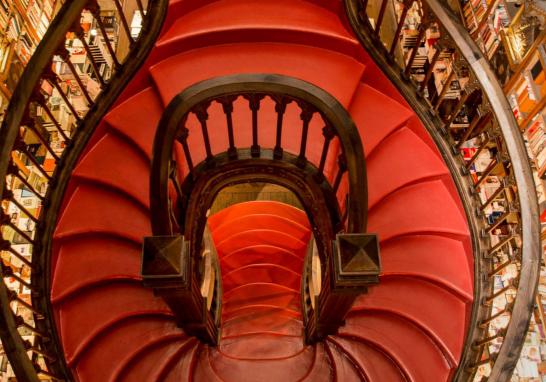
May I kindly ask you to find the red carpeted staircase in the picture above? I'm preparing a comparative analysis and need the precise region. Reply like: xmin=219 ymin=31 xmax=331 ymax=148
xmin=48 ymin=0 xmax=473 ymax=380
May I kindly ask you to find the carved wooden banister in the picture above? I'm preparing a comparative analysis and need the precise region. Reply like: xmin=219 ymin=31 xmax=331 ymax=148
xmin=147 ymin=73 xmax=378 ymax=346
xmin=344 ymin=0 xmax=541 ymax=380
xmin=302 ymin=233 xmax=381 ymax=342
xmin=0 ymin=0 xmax=168 ymax=379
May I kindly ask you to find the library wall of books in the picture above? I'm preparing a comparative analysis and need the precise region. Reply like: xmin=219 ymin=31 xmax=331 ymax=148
xmin=0 ymin=0 xmax=546 ymax=380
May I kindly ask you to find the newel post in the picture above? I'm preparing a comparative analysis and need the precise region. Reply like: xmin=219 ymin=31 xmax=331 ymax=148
xmin=141 ymin=233 xmax=221 ymax=345
xmin=303 ymin=233 xmax=381 ymax=343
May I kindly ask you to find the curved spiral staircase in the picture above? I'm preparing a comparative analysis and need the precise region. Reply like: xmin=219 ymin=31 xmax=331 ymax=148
xmin=0 ymin=0 xmax=540 ymax=381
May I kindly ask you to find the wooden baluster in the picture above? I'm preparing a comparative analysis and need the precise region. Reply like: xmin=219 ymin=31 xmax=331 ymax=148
xmin=485 ymin=279 xmax=517 ymax=304
xmin=389 ymin=0 xmax=412 ymax=57
xmin=22 ymin=114 xmax=61 ymax=162
xmin=8 ymin=164 xmax=44 ymax=200
xmin=473 ymin=329 xmax=507 ymax=348
xmin=456 ymin=112 xmax=492 ymax=149
xmin=419 ymin=45 xmax=441 ymax=92
xmin=467 ymin=353 xmax=498 ymax=370
xmin=2 ymin=190 xmax=38 ymax=223
xmin=43 ymin=69 xmax=82 ymax=123
xmin=177 ymin=127 xmax=194 ymax=175
xmin=0 ymin=239 xmax=34 ymax=269
xmin=488 ymin=257 xmax=515 ymax=277
xmin=194 ymin=103 xmax=213 ymax=160
xmin=273 ymin=97 xmax=289 ymax=159
xmin=361 ymin=0 xmax=369 ymax=15
xmin=475 ymin=154 xmax=502 ymax=189
xmin=136 ymin=0 xmax=145 ymax=15
xmin=56 ymin=46 xmax=94 ymax=105
xmin=4 ymin=221 xmax=34 ymax=244
xmin=404 ymin=25 xmax=426 ymax=76
xmin=13 ymin=139 xmax=52 ymax=180
xmin=298 ymin=105 xmax=314 ymax=166
xmin=7 ymin=291 xmax=43 ymax=317
xmin=486 ymin=204 xmax=514 ymax=233
xmin=317 ymin=125 xmax=336 ymax=179
xmin=14 ymin=315 xmax=49 ymax=338
xmin=113 ymin=0 xmax=134 ymax=44
xmin=333 ymin=155 xmax=347 ymax=193
xmin=32 ymin=91 xmax=71 ymax=142
xmin=433 ymin=67 xmax=455 ymax=111
xmin=219 ymin=96 xmax=237 ymax=159
xmin=445 ymin=91 xmax=469 ymax=125
xmin=465 ymin=131 xmax=493 ymax=169
xmin=374 ymin=0 xmax=389 ymax=36
xmin=488 ymin=235 xmax=517 ymax=257
xmin=23 ymin=341 xmax=56 ymax=362
xmin=74 ymin=25 xmax=106 ymax=88
xmin=245 ymin=94 xmax=264 ymax=157
xmin=88 ymin=2 xmax=121 ymax=70
xmin=480 ymin=179 xmax=508 ymax=210
xmin=479 ymin=302 xmax=513 ymax=328
xmin=1 ymin=266 xmax=32 ymax=290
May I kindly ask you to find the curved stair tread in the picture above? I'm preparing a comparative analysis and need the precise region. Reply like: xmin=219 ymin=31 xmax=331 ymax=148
xmin=302 ymin=343 xmax=333 ymax=382
xmin=223 ymin=283 xmax=301 ymax=315
xmin=209 ymin=201 xmax=309 ymax=229
xmin=366 ymin=126 xmax=449 ymax=209
xmin=212 ymin=214 xmax=310 ymax=243
xmin=350 ymin=277 xmax=467 ymax=363
xmin=104 ymin=87 xmax=164 ymax=159
xmin=222 ymin=304 xmax=302 ymax=323
xmin=348 ymin=83 xmax=413 ymax=156
xmin=380 ymin=235 xmax=473 ymax=298
xmin=209 ymin=345 xmax=315 ymax=382
xmin=70 ymin=316 xmax=179 ymax=378
xmin=215 ymin=229 xmax=307 ymax=254
xmin=222 ymin=309 xmax=303 ymax=338
xmin=54 ymin=184 xmax=150 ymax=244
xmin=367 ymin=179 xmax=470 ymax=242
xmin=194 ymin=346 xmax=224 ymax=382
xmin=161 ymin=340 xmax=200 ymax=382
xmin=73 ymin=132 xmax=150 ymax=208
xmin=219 ymin=333 xmax=304 ymax=359
xmin=149 ymin=43 xmax=364 ymax=106
xmin=324 ymin=339 xmax=366 ymax=381
xmin=220 ymin=245 xmax=304 ymax=274
xmin=157 ymin=0 xmax=359 ymax=57
xmin=57 ymin=282 xmax=172 ymax=364
xmin=112 ymin=335 xmax=189 ymax=382
xmin=222 ymin=264 xmax=302 ymax=292
xmin=51 ymin=236 xmax=141 ymax=303
xmin=328 ymin=336 xmax=407 ymax=381
xmin=337 ymin=313 xmax=452 ymax=381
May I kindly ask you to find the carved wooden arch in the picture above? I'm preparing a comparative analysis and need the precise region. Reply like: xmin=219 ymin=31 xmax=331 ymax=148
xmin=180 ymin=149 xmax=341 ymax=270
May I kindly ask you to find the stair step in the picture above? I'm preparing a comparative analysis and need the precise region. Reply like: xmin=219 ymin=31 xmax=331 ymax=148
xmin=366 ymin=126 xmax=449 ymax=209
xmin=73 ymin=132 xmax=150 ymax=208
xmin=348 ymin=83 xmax=413 ymax=156
xmin=328 ymin=337 xmax=406 ymax=381
xmin=51 ymin=236 xmax=141 ymax=303
xmin=149 ymin=42 xmax=364 ymax=107
xmin=54 ymin=184 xmax=150 ymax=245
xmin=350 ymin=276 xmax=467 ymax=364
